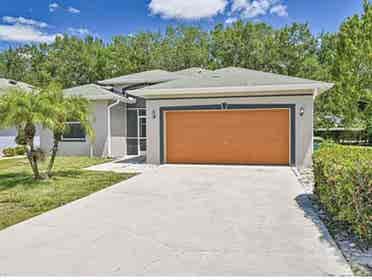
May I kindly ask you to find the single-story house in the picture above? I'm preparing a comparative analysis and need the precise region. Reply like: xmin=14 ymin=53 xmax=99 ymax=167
xmin=40 ymin=67 xmax=333 ymax=168
xmin=0 ymin=78 xmax=39 ymax=155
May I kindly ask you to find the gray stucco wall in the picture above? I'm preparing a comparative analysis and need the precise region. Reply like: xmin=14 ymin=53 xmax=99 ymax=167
xmin=40 ymin=100 xmax=126 ymax=158
xmin=0 ymin=128 xmax=17 ymax=137
xmin=146 ymin=94 xmax=314 ymax=168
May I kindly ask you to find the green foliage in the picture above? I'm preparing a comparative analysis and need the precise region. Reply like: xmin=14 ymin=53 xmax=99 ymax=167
xmin=39 ymin=82 xmax=94 ymax=141
xmin=2 ymin=147 xmax=16 ymax=157
xmin=14 ymin=146 xmax=27 ymax=155
xmin=313 ymin=143 xmax=372 ymax=243
xmin=0 ymin=84 xmax=93 ymax=179
xmin=0 ymin=87 xmax=47 ymax=178
xmin=0 ymin=1 xmax=370 ymax=129
xmin=2 ymin=146 xmax=27 ymax=157
xmin=0 ymin=22 xmax=325 ymax=85
xmin=315 ymin=1 xmax=372 ymax=128
xmin=37 ymin=82 xmax=94 ymax=177
xmin=15 ymin=129 xmax=27 ymax=145
xmin=0 ymin=88 xmax=42 ymax=132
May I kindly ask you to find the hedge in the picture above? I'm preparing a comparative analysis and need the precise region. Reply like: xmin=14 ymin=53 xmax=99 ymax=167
xmin=313 ymin=143 xmax=372 ymax=244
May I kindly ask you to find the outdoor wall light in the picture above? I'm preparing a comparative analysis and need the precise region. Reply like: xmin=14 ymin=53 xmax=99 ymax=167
xmin=152 ymin=109 xmax=156 ymax=119
xmin=299 ymin=106 xmax=305 ymax=117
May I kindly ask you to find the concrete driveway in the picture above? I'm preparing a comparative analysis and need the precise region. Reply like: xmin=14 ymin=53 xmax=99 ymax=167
xmin=0 ymin=165 xmax=351 ymax=276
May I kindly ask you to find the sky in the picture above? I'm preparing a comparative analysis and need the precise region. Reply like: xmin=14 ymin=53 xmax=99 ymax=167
xmin=0 ymin=0 xmax=366 ymax=50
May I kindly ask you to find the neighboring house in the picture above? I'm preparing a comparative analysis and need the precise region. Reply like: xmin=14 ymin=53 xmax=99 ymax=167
xmin=40 ymin=67 xmax=333 ymax=168
xmin=0 ymin=78 xmax=38 ymax=155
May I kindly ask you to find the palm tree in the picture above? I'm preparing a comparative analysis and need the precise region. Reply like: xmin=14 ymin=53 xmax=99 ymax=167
xmin=0 ymin=84 xmax=94 ymax=179
xmin=0 ymin=88 xmax=44 ymax=179
xmin=40 ymin=83 xmax=94 ymax=178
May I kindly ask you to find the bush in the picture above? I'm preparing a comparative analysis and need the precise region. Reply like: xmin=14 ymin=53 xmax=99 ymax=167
xmin=313 ymin=143 xmax=372 ymax=244
xmin=2 ymin=147 xmax=16 ymax=157
xmin=1 ymin=146 xmax=26 ymax=157
xmin=14 ymin=145 xmax=26 ymax=155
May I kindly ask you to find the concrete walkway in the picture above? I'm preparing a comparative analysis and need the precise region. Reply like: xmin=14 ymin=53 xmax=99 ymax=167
xmin=0 ymin=165 xmax=352 ymax=276
xmin=85 ymin=156 xmax=158 ymax=173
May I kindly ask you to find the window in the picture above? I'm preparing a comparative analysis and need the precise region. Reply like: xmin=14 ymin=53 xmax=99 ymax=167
xmin=61 ymin=122 xmax=86 ymax=142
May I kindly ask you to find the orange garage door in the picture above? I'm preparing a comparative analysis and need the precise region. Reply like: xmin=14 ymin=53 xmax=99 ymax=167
xmin=165 ymin=109 xmax=290 ymax=165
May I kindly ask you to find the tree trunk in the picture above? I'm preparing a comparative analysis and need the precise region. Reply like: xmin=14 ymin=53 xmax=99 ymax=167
xmin=25 ymin=143 xmax=41 ymax=179
xmin=25 ymin=144 xmax=36 ymax=173
xmin=24 ymin=123 xmax=42 ymax=180
xmin=32 ymin=150 xmax=41 ymax=180
xmin=47 ymin=135 xmax=60 ymax=178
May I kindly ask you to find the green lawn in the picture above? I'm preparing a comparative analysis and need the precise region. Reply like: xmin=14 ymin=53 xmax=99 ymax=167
xmin=0 ymin=156 xmax=134 ymax=230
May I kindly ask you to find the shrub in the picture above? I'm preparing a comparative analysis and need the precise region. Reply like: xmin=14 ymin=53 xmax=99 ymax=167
xmin=14 ymin=145 xmax=26 ymax=155
xmin=1 ymin=146 xmax=26 ymax=157
xmin=313 ymin=143 xmax=372 ymax=244
xmin=2 ymin=147 xmax=16 ymax=157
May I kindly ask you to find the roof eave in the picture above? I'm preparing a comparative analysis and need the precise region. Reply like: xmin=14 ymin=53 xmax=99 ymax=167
xmin=87 ymin=93 xmax=136 ymax=103
xmin=129 ymin=83 xmax=335 ymax=99
xmin=97 ymin=78 xmax=177 ymax=87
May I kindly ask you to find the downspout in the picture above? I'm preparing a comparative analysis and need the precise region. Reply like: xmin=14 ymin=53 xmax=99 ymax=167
xmin=312 ymin=88 xmax=319 ymax=153
xmin=107 ymin=99 xmax=121 ymax=157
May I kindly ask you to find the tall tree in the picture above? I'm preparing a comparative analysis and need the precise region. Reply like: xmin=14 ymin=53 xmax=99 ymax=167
xmin=318 ymin=0 xmax=372 ymax=127
xmin=0 ymin=1 xmax=369 ymax=130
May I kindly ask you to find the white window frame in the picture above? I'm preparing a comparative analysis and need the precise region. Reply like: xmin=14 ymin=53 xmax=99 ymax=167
xmin=61 ymin=121 xmax=86 ymax=142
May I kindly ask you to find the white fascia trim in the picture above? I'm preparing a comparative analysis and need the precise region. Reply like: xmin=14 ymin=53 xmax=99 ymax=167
xmin=88 ymin=93 xmax=136 ymax=103
xmin=129 ymin=83 xmax=334 ymax=99
xmin=107 ymin=92 xmax=137 ymax=103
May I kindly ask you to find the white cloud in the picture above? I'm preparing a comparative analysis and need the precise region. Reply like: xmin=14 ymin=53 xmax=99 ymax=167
xmin=49 ymin=2 xmax=81 ymax=14
xmin=225 ymin=17 xmax=238 ymax=24
xmin=49 ymin=2 xmax=59 ymax=12
xmin=67 ymin=7 xmax=81 ymax=14
xmin=148 ymin=0 xmax=288 ymax=21
xmin=2 ymin=16 xmax=50 ymax=28
xmin=149 ymin=0 xmax=227 ymax=20
xmin=231 ymin=0 xmax=273 ymax=18
xmin=68 ymin=27 xmax=90 ymax=35
xmin=0 ymin=24 xmax=61 ymax=43
xmin=230 ymin=0 xmax=287 ymax=19
xmin=270 ymin=4 xmax=288 ymax=17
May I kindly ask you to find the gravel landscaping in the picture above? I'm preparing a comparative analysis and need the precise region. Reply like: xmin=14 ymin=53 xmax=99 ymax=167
xmin=294 ymin=167 xmax=372 ymax=276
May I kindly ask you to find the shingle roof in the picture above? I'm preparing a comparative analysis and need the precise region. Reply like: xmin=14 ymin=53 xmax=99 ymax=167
xmin=63 ymin=84 xmax=133 ymax=102
xmin=173 ymin=67 xmax=212 ymax=76
xmin=98 ymin=69 xmax=180 ymax=86
xmin=128 ymin=67 xmax=334 ymax=99
xmin=136 ymin=67 xmax=331 ymax=90
xmin=0 ymin=78 xmax=33 ymax=96
xmin=98 ymin=68 xmax=213 ymax=86
xmin=213 ymin=67 xmax=327 ymax=86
